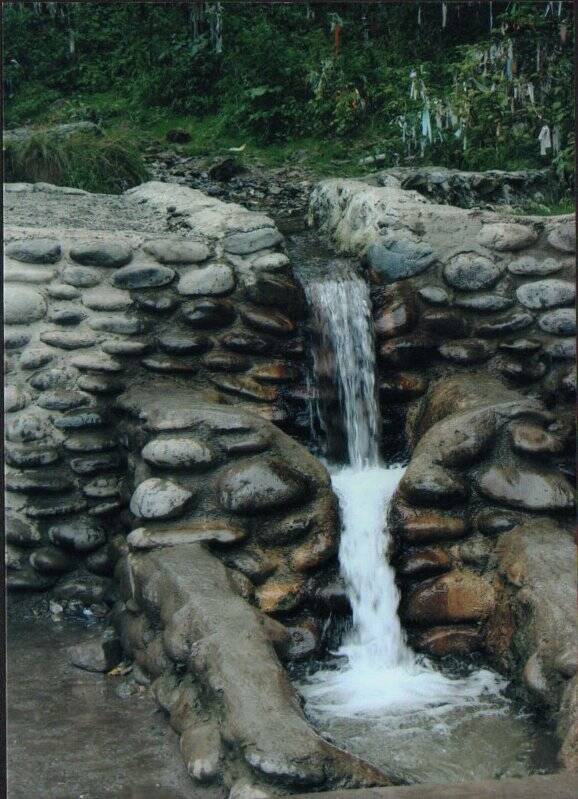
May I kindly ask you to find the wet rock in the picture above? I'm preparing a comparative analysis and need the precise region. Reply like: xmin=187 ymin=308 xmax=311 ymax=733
xmin=5 ymin=514 xmax=42 ymax=548
xmin=229 ymin=778 xmax=271 ymax=799
xmin=454 ymin=294 xmax=514 ymax=313
xmin=475 ymin=312 xmax=534 ymax=337
xmin=6 ymin=470 xmax=73 ymax=494
xmin=418 ymin=286 xmax=450 ymax=306
xmin=508 ymin=255 xmax=562 ymax=276
xmin=5 ymin=443 xmax=59 ymax=467
xmin=403 ymin=571 xmax=496 ymax=623
xmin=217 ymin=430 xmax=271 ymax=456
xmin=222 ymin=547 xmax=278 ymax=584
xmin=398 ymin=547 xmax=451 ymax=578
xmin=142 ymin=357 xmax=198 ymax=374
xmin=422 ymin=309 xmax=469 ymax=338
xmin=131 ymin=291 xmax=178 ymax=313
xmin=113 ymin=263 xmax=175 ymax=289
xmin=544 ymin=339 xmax=576 ymax=360
xmin=252 ymin=252 xmax=290 ymax=272
xmin=218 ymin=457 xmax=308 ymax=514
xmin=25 ymin=497 xmax=88 ymax=519
xmin=249 ymin=362 xmax=299 ymax=383
xmin=48 ymin=519 xmax=106 ymax=552
xmin=47 ymin=283 xmax=81 ymax=300
xmin=495 ymin=356 xmax=546 ymax=383
xmin=6 ymin=412 xmax=51 ymax=443
xmin=142 ymin=437 xmax=214 ymax=469
xmin=30 ymin=546 xmax=76 ymax=574
xmin=364 ymin=236 xmax=435 ymax=281
xmin=71 ymin=353 xmax=122 ymax=372
xmin=6 ymin=544 xmax=29 ymax=571
xmin=40 ymin=329 xmax=98 ymax=350
xmin=5 ymin=330 xmax=31 ymax=350
xmin=241 ymin=307 xmax=295 ymax=337
xmin=177 ymin=264 xmax=235 ymax=296
xmin=291 ymin=528 xmax=337 ymax=572
xmin=379 ymin=373 xmax=427 ymax=400
xmin=220 ymin=332 xmax=271 ymax=355
xmin=63 ymin=433 xmax=116 ymax=453
xmin=70 ymin=452 xmax=122 ymax=475
xmin=128 ymin=520 xmax=246 ymax=550
xmin=67 ymin=634 xmax=122 ymax=673
xmin=256 ymin=578 xmax=305 ymax=614
xmin=516 ymin=279 xmax=575 ymax=309
xmin=477 ymin=222 xmax=537 ymax=251
xmin=70 ymin=241 xmax=132 ymax=268
xmin=477 ymin=465 xmax=574 ymax=511
xmin=379 ymin=336 xmax=436 ymax=367
xmin=89 ymin=315 xmax=149 ymax=335
xmin=509 ymin=422 xmax=563 ymax=456
xmin=5 ymin=385 xmax=30 ymax=413
xmin=244 ymin=273 xmax=304 ymax=314
xmin=85 ymin=546 xmax=115 ymax=575
xmin=561 ymin=370 xmax=576 ymax=394
xmin=202 ymin=351 xmax=249 ymax=372
xmin=224 ymin=228 xmax=283 ymax=255
xmin=182 ymin=298 xmax=235 ymax=329
xmin=373 ymin=283 xmax=417 ymax=338
xmin=55 ymin=409 xmax=106 ymax=429
xmin=157 ymin=334 xmax=211 ymax=355
xmin=130 ymin=478 xmax=193 ymax=520
xmin=538 ymin=308 xmax=575 ymax=336
xmin=443 ymin=253 xmax=503 ymax=291
xmin=547 ymin=221 xmax=575 ymax=253
xmin=102 ymin=339 xmax=151 ymax=356
xmin=35 ymin=387 xmax=86 ymax=412
xmin=439 ymin=339 xmax=494 ymax=364
xmin=210 ymin=375 xmax=277 ymax=402
xmin=6 ymin=237 xmax=62 ymax=263
xmin=5 ymin=264 xmax=55 ymax=283
xmin=53 ymin=573 xmax=110 ymax=604
xmin=473 ymin=511 xmax=515 ymax=536
xmin=7 ymin=567 xmax=57 ymax=591
xmin=82 ymin=287 xmax=133 ymax=311
xmin=47 ymin=305 xmax=86 ymax=325
xmin=61 ymin=265 xmax=101 ymax=288
xmin=82 ymin=477 xmax=120 ymax=500
xmin=4 ymin=285 xmax=46 ymax=324
xmin=180 ymin=722 xmax=222 ymax=782
xmin=399 ymin=461 xmax=468 ymax=507
xmin=498 ymin=339 xmax=542 ymax=355
xmin=144 ymin=239 xmax=210 ymax=264
xmin=392 ymin=509 xmax=466 ymax=543
xmin=414 ymin=625 xmax=481 ymax=657
xmin=77 ymin=374 xmax=124 ymax=395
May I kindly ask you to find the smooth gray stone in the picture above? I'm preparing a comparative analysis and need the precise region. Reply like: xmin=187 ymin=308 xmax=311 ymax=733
xmin=6 ymin=237 xmax=62 ymax=264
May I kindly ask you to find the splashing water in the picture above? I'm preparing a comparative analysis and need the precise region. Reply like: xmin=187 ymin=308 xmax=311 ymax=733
xmin=301 ymin=272 xmax=506 ymax=720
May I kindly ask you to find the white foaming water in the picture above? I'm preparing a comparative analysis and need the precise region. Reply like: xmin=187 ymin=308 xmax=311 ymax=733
xmin=301 ymin=273 xmax=506 ymax=721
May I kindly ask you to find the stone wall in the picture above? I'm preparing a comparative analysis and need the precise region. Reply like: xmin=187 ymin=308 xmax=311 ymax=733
xmin=5 ymin=183 xmax=311 ymax=605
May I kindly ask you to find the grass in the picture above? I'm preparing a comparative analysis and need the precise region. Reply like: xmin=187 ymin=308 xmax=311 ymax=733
xmin=3 ymin=128 xmax=149 ymax=194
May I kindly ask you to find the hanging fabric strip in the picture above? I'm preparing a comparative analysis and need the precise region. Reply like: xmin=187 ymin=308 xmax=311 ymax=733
xmin=527 ymin=82 xmax=535 ymax=104
xmin=442 ymin=2 xmax=447 ymax=29
xmin=558 ymin=1 xmax=563 ymax=15
xmin=552 ymin=126 xmax=561 ymax=154
xmin=538 ymin=124 xmax=552 ymax=155
xmin=409 ymin=69 xmax=418 ymax=100
xmin=489 ymin=0 xmax=493 ymax=31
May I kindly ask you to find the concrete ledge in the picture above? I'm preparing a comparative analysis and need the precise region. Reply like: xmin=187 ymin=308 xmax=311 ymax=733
xmin=291 ymin=772 xmax=576 ymax=799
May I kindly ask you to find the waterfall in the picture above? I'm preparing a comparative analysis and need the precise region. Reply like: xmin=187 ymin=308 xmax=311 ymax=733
xmin=302 ymin=271 xmax=504 ymax=718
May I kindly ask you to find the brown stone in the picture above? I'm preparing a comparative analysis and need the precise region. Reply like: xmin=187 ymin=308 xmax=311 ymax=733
xmin=473 ymin=511 xmax=515 ymax=536
xmin=391 ymin=506 xmax=466 ymax=544
xmin=477 ymin=465 xmax=574 ymax=512
xmin=422 ymin=310 xmax=470 ymax=339
xmin=210 ymin=375 xmax=278 ymax=402
xmin=241 ymin=307 xmax=295 ymax=337
xmin=256 ymin=578 xmax=305 ymax=614
xmin=373 ymin=283 xmax=417 ymax=339
xmin=201 ymin=351 xmax=249 ymax=372
xmin=127 ymin=521 xmax=247 ymax=550
xmin=249 ymin=362 xmax=300 ymax=384
xmin=399 ymin=459 xmax=468 ymax=507
xmin=413 ymin=625 xmax=481 ymax=657
xmin=290 ymin=528 xmax=337 ymax=572
xmin=379 ymin=373 xmax=427 ymax=401
xmin=379 ymin=336 xmax=436 ymax=367
xmin=403 ymin=571 xmax=496 ymax=624
xmin=397 ymin=547 xmax=451 ymax=578
xmin=509 ymin=422 xmax=564 ymax=457
xmin=439 ymin=339 xmax=494 ymax=364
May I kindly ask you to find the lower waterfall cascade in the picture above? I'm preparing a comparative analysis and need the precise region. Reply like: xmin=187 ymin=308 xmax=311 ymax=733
xmin=296 ymin=265 xmax=557 ymax=783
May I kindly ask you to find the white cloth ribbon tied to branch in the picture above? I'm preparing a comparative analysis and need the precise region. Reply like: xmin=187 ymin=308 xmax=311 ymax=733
xmin=538 ymin=124 xmax=552 ymax=156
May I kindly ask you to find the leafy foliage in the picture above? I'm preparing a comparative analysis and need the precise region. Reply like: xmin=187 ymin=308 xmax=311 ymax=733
xmin=3 ymin=2 xmax=574 ymax=187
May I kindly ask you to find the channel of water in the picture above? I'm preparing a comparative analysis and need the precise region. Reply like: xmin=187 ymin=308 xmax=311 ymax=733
xmin=288 ymin=232 xmax=557 ymax=785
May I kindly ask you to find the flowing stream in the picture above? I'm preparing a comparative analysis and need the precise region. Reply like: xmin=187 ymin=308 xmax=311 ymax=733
xmin=291 ymin=242 xmax=557 ymax=783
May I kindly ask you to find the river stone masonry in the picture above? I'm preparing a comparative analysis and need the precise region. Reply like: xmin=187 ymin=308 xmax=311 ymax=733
xmin=5 ymin=183 xmax=312 ymax=606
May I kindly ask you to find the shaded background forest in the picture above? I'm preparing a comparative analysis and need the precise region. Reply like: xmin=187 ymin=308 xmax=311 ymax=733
xmin=3 ymin=1 xmax=575 ymax=194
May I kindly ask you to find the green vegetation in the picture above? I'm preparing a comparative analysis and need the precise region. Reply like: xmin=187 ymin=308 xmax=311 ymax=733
xmin=3 ymin=2 xmax=575 ymax=192
xmin=4 ymin=129 xmax=149 ymax=194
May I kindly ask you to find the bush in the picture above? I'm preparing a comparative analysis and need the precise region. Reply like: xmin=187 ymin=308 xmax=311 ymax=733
xmin=4 ymin=129 xmax=149 ymax=194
